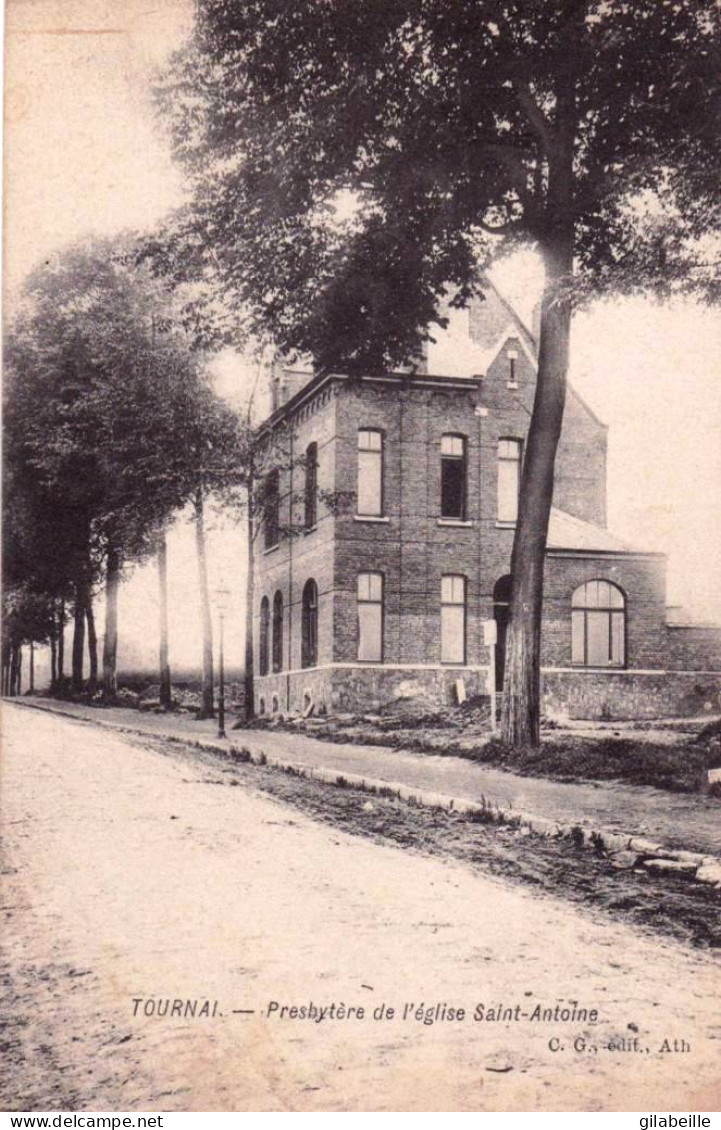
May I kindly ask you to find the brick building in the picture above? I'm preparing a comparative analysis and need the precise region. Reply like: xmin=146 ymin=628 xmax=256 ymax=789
xmin=252 ymin=283 xmax=721 ymax=720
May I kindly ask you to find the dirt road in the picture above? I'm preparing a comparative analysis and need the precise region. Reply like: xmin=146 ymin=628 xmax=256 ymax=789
xmin=2 ymin=704 xmax=720 ymax=1112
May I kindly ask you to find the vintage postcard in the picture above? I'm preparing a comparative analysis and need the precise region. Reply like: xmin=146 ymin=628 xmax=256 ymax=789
xmin=2 ymin=0 xmax=720 ymax=1115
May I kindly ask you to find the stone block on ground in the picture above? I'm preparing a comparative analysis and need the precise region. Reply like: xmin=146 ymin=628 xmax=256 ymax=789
xmin=610 ymin=851 xmax=641 ymax=871
xmin=695 ymin=862 xmax=721 ymax=885
xmin=641 ymin=858 xmax=697 ymax=876
xmin=598 ymin=831 xmax=632 ymax=853
xmin=629 ymin=838 xmax=664 ymax=856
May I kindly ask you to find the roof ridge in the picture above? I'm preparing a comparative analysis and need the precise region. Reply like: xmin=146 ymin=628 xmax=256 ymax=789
xmin=480 ymin=274 xmax=537 ymax=351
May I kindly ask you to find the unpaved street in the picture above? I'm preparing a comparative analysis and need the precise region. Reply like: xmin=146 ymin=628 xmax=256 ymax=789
xmin=2 ymin=705 xmax=720 ymax=1112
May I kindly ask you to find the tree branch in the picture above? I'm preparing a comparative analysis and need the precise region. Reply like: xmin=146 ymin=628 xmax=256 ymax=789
xmin=476 ymin=218 xmax=524 ymax=237
xmin=514 ymin=81 xmax=556 ymax=155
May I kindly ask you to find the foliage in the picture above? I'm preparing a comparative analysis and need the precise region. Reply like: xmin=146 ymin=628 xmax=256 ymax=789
xmin=2 ymin=584 xmax=57 ymax=651
xmin=155 ymin=0 xmax=721 ymax=743
xmin=156 ymin=0 xmax=721 ymax=371
xmin=4 ymin=236 xmax=246 ymax=577
xmin=3 ymin=234 xmax=250 ymax=696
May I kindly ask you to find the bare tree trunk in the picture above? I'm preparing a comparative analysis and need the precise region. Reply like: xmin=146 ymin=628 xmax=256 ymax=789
xmin=501 ymin=232 xmax=573 ymax=747
xmin=50 ymin=629 xmax=57 ymax=688
xmin=8 ymin=648 xmax=17 ymax=697
xmin=29 ymin=642 xmax=35 ymax=693
xmin=158 ymin=531 xmax=172 ymax=710
xmin=244 ymin=496 xmax=255 ymax=722
xmin=16 ymin=646 xmax=23 ymax=696
xmin=72 ymin=581 xmax=86 ymax=692
xmin=57 ymin=599 xmax=65 ymax=683
xmin=102 ymin=546 xmax=121 ymax=699
xmin=86 ymin=594 xmax=98 ymax=692
xmin=194 ymin=488 xmax=214 ymax=719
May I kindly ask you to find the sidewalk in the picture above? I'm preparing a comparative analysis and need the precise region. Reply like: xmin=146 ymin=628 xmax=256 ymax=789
xmin=10 ymin=696 xmax=721 ymax=858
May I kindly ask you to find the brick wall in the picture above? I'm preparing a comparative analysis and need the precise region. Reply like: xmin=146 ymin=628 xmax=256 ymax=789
xmin=666 ymin=625 xmax=721 ymax=671
xmin=251 ymin=355 xmax=710 ymax=719
xmin=542 ymin=553 xmax=669 ymax=669
xmin=253 ymin=381 xmax=338 ymax=685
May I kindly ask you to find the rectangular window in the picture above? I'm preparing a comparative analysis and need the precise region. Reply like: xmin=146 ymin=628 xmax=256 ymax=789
xmin=440 ymin=435 xmax=466 ymax=519
xmin=357 ymin=572 xmax=383 ymax=662
xmin=441 ymin=574 xmax=466 ymax=664
xmin=357 ymin=429 xmax=383 ymax=516
xmin=264 ymin=470 xmax=280 ymax=549
xmin=304 ymin=443 xmax=318 ymax=529
xmin=498 ymin=438 xmax=522 ymax=522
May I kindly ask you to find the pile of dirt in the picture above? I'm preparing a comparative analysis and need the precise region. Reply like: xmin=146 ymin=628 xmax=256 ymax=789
xmin=692 ymin=716 xmax=721 ymax=755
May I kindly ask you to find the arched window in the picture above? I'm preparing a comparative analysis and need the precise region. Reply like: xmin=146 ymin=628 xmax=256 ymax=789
xmin=304 ymin=442 xmax=318 ymax=529
xmin=259 ymin=596 xmax=270 ymax=676
xmin=440 ymin=434 xmax=467 ymax=520
xmin=493 ymin=574 xmax=513 ymax=690
xmin=301 ymin=579 xmax=318 ymax=669
xmin=272 ymin=590 xmax=283 ymax=673
xmin=572 ymin=580 xmax=625 ymax=667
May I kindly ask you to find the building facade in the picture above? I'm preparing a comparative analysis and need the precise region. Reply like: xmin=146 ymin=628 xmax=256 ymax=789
xmin=252 ymin=285 xmax=721 ymax=721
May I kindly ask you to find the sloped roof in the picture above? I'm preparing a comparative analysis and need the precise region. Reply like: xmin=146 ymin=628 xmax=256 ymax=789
xmin=547 ymin=508 xmax=653 ymax=554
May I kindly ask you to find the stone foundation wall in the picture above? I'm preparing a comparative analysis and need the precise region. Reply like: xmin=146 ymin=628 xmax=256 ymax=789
xmin=257 ymin=664 xmax=721 ymax=722
xmin=255 ymin=665 xmax=490 ymax=715
xmin=542 ymin=670 xmax=721 ymax=721
xmin=328 ymin=666 xmax=490 ymax=712
xmin=255 ymin=668 xmax=334 ymax=716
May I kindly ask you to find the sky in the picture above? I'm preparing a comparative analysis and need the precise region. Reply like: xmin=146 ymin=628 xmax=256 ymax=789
xmin=4 ymin=0 xmax=721 ymax=683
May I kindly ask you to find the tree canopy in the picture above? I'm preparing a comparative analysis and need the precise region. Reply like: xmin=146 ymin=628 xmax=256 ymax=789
xmin=3 ymin=235 xmax=246 ymax=692
xmin=156 ymin=0 xmax=721 ymax=744
xmin=157 ymin=0 xmax=721 ymax=371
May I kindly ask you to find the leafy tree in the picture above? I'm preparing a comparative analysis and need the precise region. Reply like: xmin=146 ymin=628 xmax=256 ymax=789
xmin=157 ymin=0 xmax=721 ymax=744
xmin=2 ymin=423 xmax=77 ymax=688
xmin=3 ymin=237 xmax=240 ymax=701
xmin=1 ymin=584 xmax=57 ymax=696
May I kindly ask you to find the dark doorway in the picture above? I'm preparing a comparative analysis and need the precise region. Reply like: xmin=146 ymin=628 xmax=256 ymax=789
xmin=493 ymin=575 xmax=512 ymax=691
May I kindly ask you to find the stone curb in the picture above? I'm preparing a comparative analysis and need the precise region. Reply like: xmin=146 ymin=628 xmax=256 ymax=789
xmin=11 ymin=698 xmax=721 ymax=892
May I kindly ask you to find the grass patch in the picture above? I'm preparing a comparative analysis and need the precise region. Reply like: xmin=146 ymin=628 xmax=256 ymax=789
xmin=297 ymin=720 xmax=716 ymax=794
xmin=458 ymin=735 xmax=710 ymax=794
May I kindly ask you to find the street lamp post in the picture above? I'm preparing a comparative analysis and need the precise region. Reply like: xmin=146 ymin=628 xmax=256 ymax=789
xmin=215 ymin=585 xmax=231 ymax=739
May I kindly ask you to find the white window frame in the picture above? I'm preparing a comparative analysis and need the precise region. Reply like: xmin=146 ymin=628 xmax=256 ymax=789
xmin=441 ymin=574 xmax=466 ymax=665
xmin=357 ymin=572 xmax=384 ymax=662
xmin=357 ymin=429 xmax=384 ymax=517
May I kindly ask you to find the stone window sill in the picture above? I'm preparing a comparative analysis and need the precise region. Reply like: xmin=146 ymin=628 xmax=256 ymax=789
xmin=263 ymin=543 xmax=280 ymax=555
xmin=570 ymin=664 xmax=626 ymax=672
xmin=437 ymin=518 xmax=473 ymax=528
xmin=495 ymin=520 xmax=517 ymax=529
xmin=353 ymin=515 xmax=390 ymax=523
xmin=303 ymin=524 xmax=318 ymax=536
